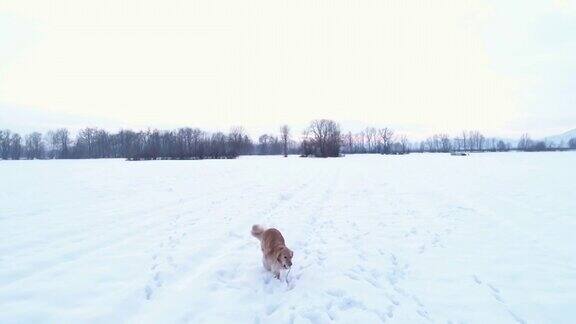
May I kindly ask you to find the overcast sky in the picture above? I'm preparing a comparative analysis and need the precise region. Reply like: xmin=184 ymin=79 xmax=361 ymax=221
xmin=1 ymin=0 xmax=575 ymax=138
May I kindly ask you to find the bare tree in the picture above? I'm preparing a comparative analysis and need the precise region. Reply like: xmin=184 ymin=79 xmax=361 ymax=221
xmin=228 ymin=127 xmax=251 ymax=156
xmin=25 ymin=132 xmax=45 ymax=159
xmin=439 ymin=134 xmax=451 ymax=152
xmin=355 ymin=131 xmax=366 ymax=153
xmin=280 ymin=125 xmax=290 ymax=157
xmin=341 ymin=131 xmax=354 ymax=154
xmin=187 ymin=128 xmax=206 ymax=159
xmin=452 ymin=134 xmax=466 ymax=152
xmin=460 ymin=131 xmax=468 ymax=151
xmin=569 ymin=137 xmax=576 ymax=149
xmin=496 ymin=140 xmax=510 ymax=152
xmin=398 ymin=135 xmax=409 ymax=154
xmin=257 ymin=134 xmax=270 ymax=155
xmin=75 ymin=128 xmax=98 ymax=158
xmin=378 ymin=128 xmax=394 ymax=154
xmin=300 ymin=129 xmax=314 ymax=157
xmin=0 ymin=130 xmax=11 ymax=160
xmin=517 ymin=133 xmax=532 ymax=151
xmin=47 ymin=128 xmax=70 ymax=159
xmin=364 ymin=127 xmax=377 ymax=153
xmin=10 ymin=133 xmax=22 ymax=159
xmin=209 ymin=132 xmax=227 ymax=158
xmin=257 ymin=134 xmax=282 ymax=155
xmin=468 ymin=131 xmax=485 ymax=151
xmin=304 ymin=119 xmax=341 ymax=157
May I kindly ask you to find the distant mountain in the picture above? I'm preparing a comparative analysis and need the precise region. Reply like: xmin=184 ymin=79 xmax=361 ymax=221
xmin=544 ymin=128 xmax=576 ymax=146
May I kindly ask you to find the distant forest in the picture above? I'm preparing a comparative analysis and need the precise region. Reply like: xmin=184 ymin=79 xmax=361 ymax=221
xmin=1 ymin=119 xmax=575 ymax=160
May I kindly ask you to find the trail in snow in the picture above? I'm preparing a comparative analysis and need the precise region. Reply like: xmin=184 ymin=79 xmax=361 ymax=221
xmin=1 ymin=153 xmax=575 ymax=323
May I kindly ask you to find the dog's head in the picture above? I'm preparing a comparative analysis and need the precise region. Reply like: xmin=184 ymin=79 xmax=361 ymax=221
xmin=277 ymin=247 xmax=293 ymax=269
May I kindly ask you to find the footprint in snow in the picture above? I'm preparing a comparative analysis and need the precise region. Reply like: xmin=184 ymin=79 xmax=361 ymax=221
xmin=266 ymin=303 xmax=280 ymax=315
xmin=417 ymin=309 xmax=430 ymax=319
xmin=508 ymin=310 xmax=527 ymax=324
xmin=487 ymin=283 xmax=504 ymax=302
xmin=145 ymin=285 xmax=153 ymax=300
xmin=487 ymin=283 xmax=500 ymax=293
xmin=473 ymin=275 xmax=482 ymax=284
xmin=153 ymin=272 xmax=162 ymax=287
xmin=386 ymin=293 xmax=400 ymax=306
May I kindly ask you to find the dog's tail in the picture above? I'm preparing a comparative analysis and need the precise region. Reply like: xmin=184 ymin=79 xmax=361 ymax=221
xmin=251 ymin=224 xmax=265 ymax=241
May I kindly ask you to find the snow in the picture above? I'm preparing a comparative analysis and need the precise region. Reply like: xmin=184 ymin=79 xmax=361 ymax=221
xmin=1 ymin=153 xmax=575 ymax=323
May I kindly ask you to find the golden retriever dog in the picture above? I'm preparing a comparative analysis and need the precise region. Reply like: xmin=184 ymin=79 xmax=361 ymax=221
xmin=251 ymin=225 xmax=293 ymax=279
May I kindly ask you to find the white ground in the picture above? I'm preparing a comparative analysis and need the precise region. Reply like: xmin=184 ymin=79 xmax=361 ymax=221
xmin=1 ymin=153 xmax=575 ymax=323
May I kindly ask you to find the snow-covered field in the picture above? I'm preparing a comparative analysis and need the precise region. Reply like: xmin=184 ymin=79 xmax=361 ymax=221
xmin=1 ymin=153 xmax=575 ymax=323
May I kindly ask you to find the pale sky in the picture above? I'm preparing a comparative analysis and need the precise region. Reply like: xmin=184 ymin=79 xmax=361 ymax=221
xmin=1 ymin=0 xmax=575 ymax=138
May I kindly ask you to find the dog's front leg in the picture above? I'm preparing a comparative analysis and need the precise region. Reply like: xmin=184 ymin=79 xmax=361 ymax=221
xmin=263 ymin=257 xmax=271 ymax=271
xmin=271 ymin=264 xmax=282 ymax=279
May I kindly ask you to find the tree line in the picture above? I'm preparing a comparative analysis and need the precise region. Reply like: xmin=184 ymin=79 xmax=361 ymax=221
xmin=339 ymin=129 xmax=512 ymax=154
xmin=0 ymin=127 xmax=254 ymax=160
xmin=1 ymin=119 xmax=575 ymax=160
